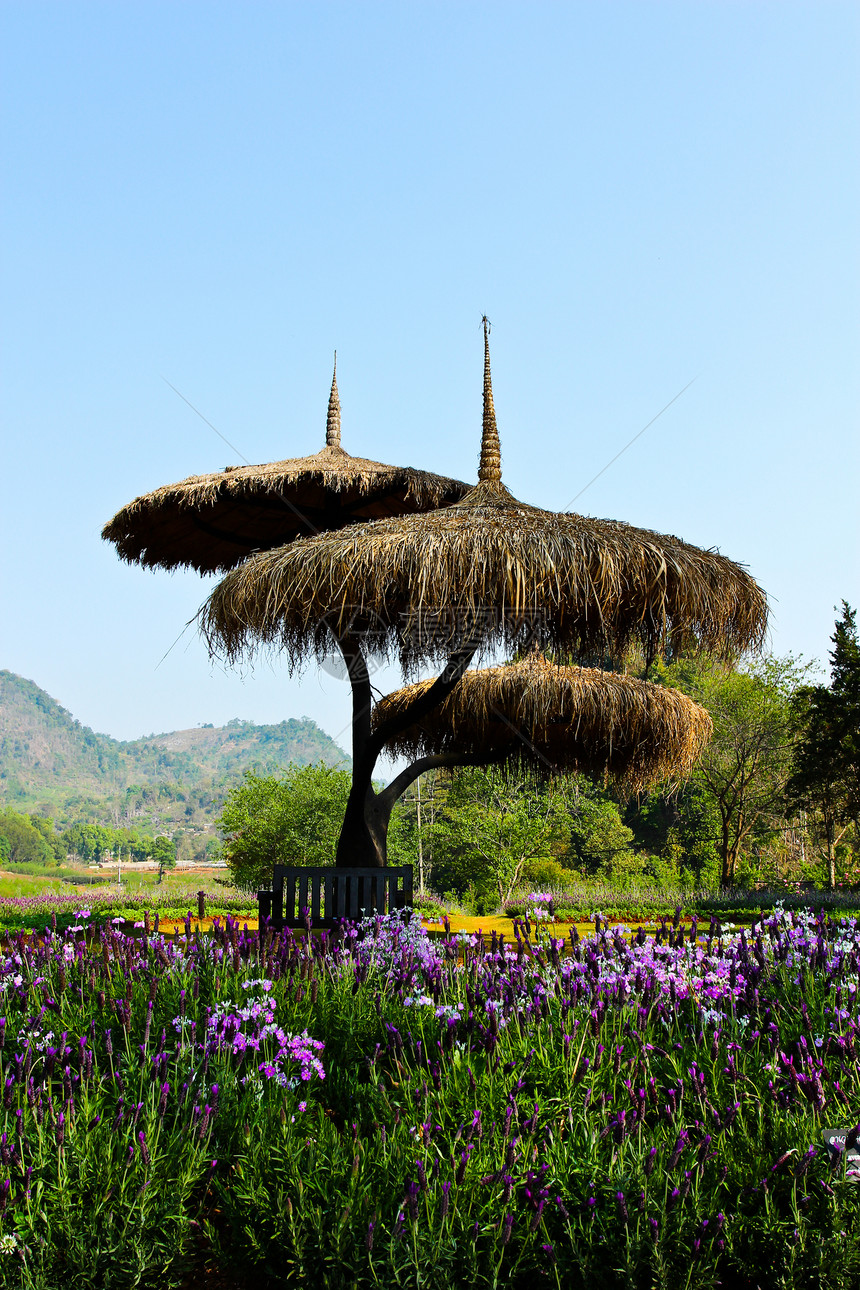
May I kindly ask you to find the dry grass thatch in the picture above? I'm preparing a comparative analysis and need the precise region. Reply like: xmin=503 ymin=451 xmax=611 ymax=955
xmin=102 ymin=362 xmax=470 ymax=574
xmin=373 ymin=653 xmax=714 ymax=792
xmin=202 ymin=476 xmax=768 ymax=671
xmin=201 ymin=321 xmax=768 ymax=668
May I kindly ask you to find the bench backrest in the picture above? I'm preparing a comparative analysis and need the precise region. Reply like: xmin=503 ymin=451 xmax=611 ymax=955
xmin=262 ymin=865 xmax=413 ymax=926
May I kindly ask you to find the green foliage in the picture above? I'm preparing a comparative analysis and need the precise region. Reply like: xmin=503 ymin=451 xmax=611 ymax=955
xmin=426 ymin=768 xmax=570 ymax=910
xmin=520 ymin=855 xmax=571 ymax=889
xmin=61 ymin=822 xmax=114 ymax=864
xmin=556 ymin=777 xmax=639 ymax=881
xmin=217 ymin=763 xmax=352 ymax=892
xmin=153 ymin=834 xmax=177 ymax=883
xmin=0 ymin=809 xmax=54 ymax=866
xmin=787 ymin=603 xmax=860 ymax=887
xmin=657 ymin=654 xmax=809 ymax=887
xmin=628 ymin=782 xmax=721 ymax=888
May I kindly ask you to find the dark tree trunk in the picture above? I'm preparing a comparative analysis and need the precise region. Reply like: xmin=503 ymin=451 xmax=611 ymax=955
xmin=330 ymin=625 xmax=485 ymax=869
xmin=335 ymin=782 xmax=393 ymax=868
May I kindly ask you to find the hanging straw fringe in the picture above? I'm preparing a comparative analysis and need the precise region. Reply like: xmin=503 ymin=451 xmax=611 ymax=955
xmin=372 ymin=653 xmax=713 ymax=793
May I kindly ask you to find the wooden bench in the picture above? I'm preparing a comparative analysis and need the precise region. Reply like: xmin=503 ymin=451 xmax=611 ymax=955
xmin=257 ymin=865 xmax=413 ymax=929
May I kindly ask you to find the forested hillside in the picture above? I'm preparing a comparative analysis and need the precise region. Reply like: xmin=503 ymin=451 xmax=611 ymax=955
xmin=0 ymin=670 xmax=348 ymax=828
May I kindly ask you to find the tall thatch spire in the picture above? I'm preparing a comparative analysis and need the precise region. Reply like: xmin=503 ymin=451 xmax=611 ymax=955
xmin=326 ymin=352 xmax=341 ymax=448
xmin=478 ymin=316 xmax=502 ymax=484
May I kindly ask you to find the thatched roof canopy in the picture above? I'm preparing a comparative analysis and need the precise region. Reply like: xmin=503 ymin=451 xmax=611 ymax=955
xmin=203 ymin=474 xmax=767 ymax=668
xmin=102 ymin=360 xmax=470 ymax=574
xmin=203 ymin=324 xmax=767 ymax=671
xmin=373 ymin=653 xmax=713 ymax=792
xmin=203 ymin=322 xmax=773 ymax=670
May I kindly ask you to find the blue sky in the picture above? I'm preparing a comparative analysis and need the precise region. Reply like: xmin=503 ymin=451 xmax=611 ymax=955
xmin=1 ymin=1 xmax=857 ymax=767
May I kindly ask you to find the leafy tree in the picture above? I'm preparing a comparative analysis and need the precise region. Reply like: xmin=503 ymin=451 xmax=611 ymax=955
xmin=629 ymin=782 xmax=721 ymax=887
xmin=61 ymin=823 xmax=113 ymax=864
xmin=787 ymin=604 xmax=860 ymax=888
xmin=0 ymin=811 xmax=53 ymax=865
xmin=660 ymin=655 xmax=808 ymax=887
xmin=556 ymin=777 xmax=639 ymax=882
xmin=152 ymin=835 xmax=177 ymax=884
xmin=426 ymin=768 xmax=570 ymax=909
xmin=217 ymin=764 xmax=352 ymax=894
xmin=0 ymin=834 xmax=10 ymax=866
xmin=28 ymin=815 xmax=64 ymax=863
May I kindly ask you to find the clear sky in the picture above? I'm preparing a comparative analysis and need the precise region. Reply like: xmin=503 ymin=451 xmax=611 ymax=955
xmin=1 ymin=1 xmax=857 ymax=771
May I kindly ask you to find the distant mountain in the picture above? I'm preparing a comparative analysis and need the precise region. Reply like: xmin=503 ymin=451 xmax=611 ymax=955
xmin=0 ymin=670 xmax=349 ymax=815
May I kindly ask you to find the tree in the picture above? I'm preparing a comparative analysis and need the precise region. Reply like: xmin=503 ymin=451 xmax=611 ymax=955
xmin=217 ymin=764 xmax=352 ymax=893
xmin=152 ymin=835 xmax=177 ymax=884
xmin=557 ymin=777 xmax=639 ymax=882
xmin=201 ymin=323 xmax=766 ymax=869
xmin=661 ymin=655 xmax=808 ymax=887
xmin=426 ymin=768 xmax=570 ymax=909
xmin=29 ymin=815 xmax=65 ymax=864
xmin=629 ymin=782 xmax=721 ymax=888
xmin=0 ymin=811 xmax=54 ymax=866
xmin=787 ymin=604 xmax=860 ymax=888
xmin=61 ymin=823 xmax=113 ymax=865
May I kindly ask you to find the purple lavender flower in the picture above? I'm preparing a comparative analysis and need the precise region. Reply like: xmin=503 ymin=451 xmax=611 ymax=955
xmin=138 ymin=1130 xmax=151 ymax=1168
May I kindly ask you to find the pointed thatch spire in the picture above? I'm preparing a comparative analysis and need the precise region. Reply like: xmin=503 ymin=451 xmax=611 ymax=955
xmin=478 ymin=316 xmax=502 ymax=484
xmin=326 ymin=352 xmax=341 ymax=448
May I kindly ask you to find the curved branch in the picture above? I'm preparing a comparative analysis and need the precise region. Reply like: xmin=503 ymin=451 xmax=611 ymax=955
xmin=368 ymin=633 xmax=483 ymax=762
xmin=377 ymin=749 xmax=503 ymax=814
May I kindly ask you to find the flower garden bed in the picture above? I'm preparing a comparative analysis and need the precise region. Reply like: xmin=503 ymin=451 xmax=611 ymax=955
xmin=0 ymin=905 xmax=859 ymax=1287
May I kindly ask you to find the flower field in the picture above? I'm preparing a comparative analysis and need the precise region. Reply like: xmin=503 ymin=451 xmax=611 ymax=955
xmin=0 ymin=906 xmax=859 ymax=1288
xmin=0 ymin=887 xmax=254 ymax=935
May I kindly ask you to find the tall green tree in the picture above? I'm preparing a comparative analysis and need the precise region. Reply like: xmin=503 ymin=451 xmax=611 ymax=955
xmin=217 ymin=764 xmax=352 ymax=893
xmin=659 ymin=655 xmax=808 ymax=887
xmin=61 ymin=823 xmax=113 ymax=864
xmin=152 ymin=835 xmax=177 ymax=884
xmin=28 ymin=815 xmax=65 ymax=864
xmin=628 ymin=782 xmax=721 ymax=887
xmin=0 ymin=811 xmax=54 ymax=865
xmin=556 ymin=776 xmax=639 ymax=882
xmin=426 ymin=768 xmax=570 ymax=909
xmin=787 ymin=603 xmax=860 ymax=888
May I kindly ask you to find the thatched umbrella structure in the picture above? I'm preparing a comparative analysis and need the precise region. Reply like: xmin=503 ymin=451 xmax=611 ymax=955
xmin=102 ymin=359 xmax=470 ymax=574
xmin=206 ymin=324 xmax=766 ymax=671
xmin=202 ymin=320 xmax=767 ymax=869
xmin=373 ymin=652 xmax=713 ymax=796
xmin=361 ymin=655 xmax=713 ymax=883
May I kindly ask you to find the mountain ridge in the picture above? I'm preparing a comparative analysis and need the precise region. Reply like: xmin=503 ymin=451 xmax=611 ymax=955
xmin=0 ymin=669 xmax=349 ymax=815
